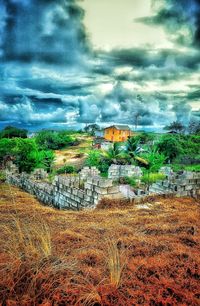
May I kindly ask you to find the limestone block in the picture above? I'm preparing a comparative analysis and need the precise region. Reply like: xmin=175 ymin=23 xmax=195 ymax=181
xmin=86 ymin=189 xmax=93 ymax=196
xmin=103 ymin=193 xmax=124 ymax=200
xmin=95 ymin=186 xmax=108 ymax=195
xmin=84 ymin=195 xmax=92 ymax=202
xmin=72 ymin=189 xmax=78 ymax=196
xmin=84 ymin=182 xmax=93 ymax=190
xmin=98 ymin=179 xmax=113 ymax=188
xmin=185 ymin=185 xmax=194 ymax=191
xmin=107 ymin=186 xmax=119 ymax=194
xmin=77 ymin=190 xmax=84 ymax=199
xmin=86 ymin=177 xmax=93 ymax=184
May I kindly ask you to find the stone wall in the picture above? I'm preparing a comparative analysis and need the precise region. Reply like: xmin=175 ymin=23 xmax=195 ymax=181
xmin=5 ymin=164 xmax=200 ymax=210
xmin=79 ymin=166 xmax=100 ymax=180
xmin=108 ymin=164 xmax=142 ymax=180
xmin=150 ymin=167 xmax=200 ymax=198
xmin=6 ymin=166 xmax=123 ymax=210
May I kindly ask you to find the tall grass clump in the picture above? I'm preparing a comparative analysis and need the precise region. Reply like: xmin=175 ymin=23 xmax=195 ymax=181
xmin=0 ymin=214 xmax=51 ymax=261
xmin=106 ymin=240 xmax=125 ymax=288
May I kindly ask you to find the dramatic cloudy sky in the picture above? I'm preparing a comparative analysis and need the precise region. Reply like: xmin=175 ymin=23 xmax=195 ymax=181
xmin=0 ymin=0 xmax=200 ymax=130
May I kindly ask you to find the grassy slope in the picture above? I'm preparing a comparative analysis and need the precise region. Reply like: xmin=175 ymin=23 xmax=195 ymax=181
xmin=54 ymin=135 xmax=93 ymax=169
xmin=0 ymin=183 xmax=200 ymax=305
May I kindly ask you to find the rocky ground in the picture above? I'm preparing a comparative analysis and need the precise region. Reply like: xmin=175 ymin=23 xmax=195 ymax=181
xmin=0 ymin=183 xmax=200 ymax=305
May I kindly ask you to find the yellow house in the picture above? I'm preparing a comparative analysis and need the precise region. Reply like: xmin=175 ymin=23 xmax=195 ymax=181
xmin=104 ymin=125 xmax=131 ymax=142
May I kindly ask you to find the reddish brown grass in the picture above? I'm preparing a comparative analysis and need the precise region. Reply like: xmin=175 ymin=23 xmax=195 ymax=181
xmin=0 ymin=183 xmax=200 ymax=305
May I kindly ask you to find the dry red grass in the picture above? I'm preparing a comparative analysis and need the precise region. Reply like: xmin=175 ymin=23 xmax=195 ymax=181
xmin=0 ymin=183 xmax=200 ymax=305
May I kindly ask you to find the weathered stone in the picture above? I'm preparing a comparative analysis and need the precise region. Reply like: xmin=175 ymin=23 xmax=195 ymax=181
xmin=95 ymin=186 xmax=108 ymax=195
xmin=107 ymin=186 xmax=119 ymax=194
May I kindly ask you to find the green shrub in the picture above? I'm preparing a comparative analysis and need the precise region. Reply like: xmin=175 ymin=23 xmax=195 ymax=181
xmin=157 ymin=135 xmax=183 ymax=162
xmin=120 ymin=176 xmax=137 ymax=187
xmin=0 ymin=138 xmax=55 ymax=173
xmin=172 ymin=164 xmax=200 ymax=172
xmin=184 ymin=164 xmax=200 ymax=172
xmin=140 ymin=151 xmax=166 ymax=172
xmin=85 ymin=150 xmax=101 ymax=167
xmin=35 ymin=130 xmax=75 ymax=150
xmin=0 ymin=170 xmax=6 ymax=182
xmin=0 ymin=126 xmax=27 ymax=138
xmin=56 ymin=165 xmax=75 ymax=174
xmin=0 ymin=138 xmax=15 ymax=163
xmin=142 ymin=172 xmax=166 ymax=186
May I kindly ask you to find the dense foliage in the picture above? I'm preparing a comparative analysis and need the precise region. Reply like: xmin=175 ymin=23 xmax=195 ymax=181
xmin=0 ymin=126 xmax=28 ymax=138
xmin=35 ymin=130 xmax=78 ymax=150
xmin=85 ymin=133 xmax=200 ymax=177
xmin=56 ymin=165 xmax=75 ymax=174
xmin=0 ymin=138 xmax=54 ymax=173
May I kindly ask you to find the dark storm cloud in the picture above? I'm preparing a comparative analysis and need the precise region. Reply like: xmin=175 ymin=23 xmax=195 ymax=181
xmin=136 ymin=0 xmax=200 ymax=47
xmin=100 ymin=48 xmax=200 ymax=70
xmin=1 ymin=0 xmax=90 ymax=64
xmin=187 ymin=89 xmax=200 ymax=100
xmin=0 ymin=0 xmax=199 ymax=130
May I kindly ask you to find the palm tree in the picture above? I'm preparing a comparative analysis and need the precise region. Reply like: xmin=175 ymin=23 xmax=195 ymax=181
xmin=102 ymin=142 xmax=123 ymax=164
xmin=125 ymin=137 xmax=149 ymax=166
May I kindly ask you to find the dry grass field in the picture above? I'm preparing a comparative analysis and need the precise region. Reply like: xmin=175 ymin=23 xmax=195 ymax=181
xmin=0 ymin=183 xmax=200 ymax=305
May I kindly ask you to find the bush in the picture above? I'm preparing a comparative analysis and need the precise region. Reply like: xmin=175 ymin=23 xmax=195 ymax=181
xmin=172 ymin=164 xmax=200 ymax=172
xmin=0 ymin=170 xmax=6 ymax=182
xmin=157 ymin=135 xmax=183 ymax=162
xmin=0 ymin=138 xmax=15 ymax=163
xmin=85 ymin=150 xmax=101 ymax=167
xmin=134 ymin=132 xmax=155 ymax=144
xmin=119 ymin=176 xmax=137 ymax=187
xmin=142 ymin=172 xmax=166 ymax=187
xmin=0 ymin=126 xmax=27 ymax=138
xmin=56 ymin=165 xmax=75 ymax=174
xmin=0 ymin=138 xmax=55 ymax=173
xmin=35 ymin=130 xmax=75 ymax=150
xmin=140 ymin=151 xmax=166 ymax=172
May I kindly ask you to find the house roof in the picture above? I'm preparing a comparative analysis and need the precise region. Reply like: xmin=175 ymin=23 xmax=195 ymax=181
xmin=104 ymin=125 xmax=130 ymax=131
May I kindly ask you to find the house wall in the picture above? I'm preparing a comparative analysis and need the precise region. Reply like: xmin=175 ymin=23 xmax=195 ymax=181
xmin=104 ymin=127 xmax=131 ymax=142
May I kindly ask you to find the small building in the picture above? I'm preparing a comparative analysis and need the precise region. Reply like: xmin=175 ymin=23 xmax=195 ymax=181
xmin=104 ymin=125 xmax=131 ymax=142
xmin=93 ymin=137 xmax=112 ymax=150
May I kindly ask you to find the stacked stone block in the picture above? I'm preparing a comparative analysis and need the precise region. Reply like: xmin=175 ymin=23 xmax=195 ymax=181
xmin=150 ymin=170 xmax=200 ymax=198
xmin=79 ymin=167 xmax=100 ymax=180
xmin=6 ymin=167 xmax=124 ymax=210
xmin=31 ymin=168 xmax=48 ymax=180
xmin=108 ymin=164 xmax=142 ymax=180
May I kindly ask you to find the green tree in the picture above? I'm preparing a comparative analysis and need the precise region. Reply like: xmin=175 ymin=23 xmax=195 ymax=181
xmin=11 ymin=138 xmax=54 ymax=173
xmin=134 ymin=132 xmax=155 ymax=144
xmin=125 ymin=137 xmax=148 ymax=166
xmin=0 ymin=138 xmax=15 ymax=163
xmin=157 ymin=135 xmax=183 ymax=162
xmin=84 ymin=124 xmax=101 ymax=136
xmin=0 ymin=126 xmax=28 ymax=138
xmin=29 ymin=150 xmax=55 ymax=172
xmin=164 ymin=121 xmax=185 ymax=134
xmin=102 ymin=142 xmax=122 ymax=164
xmin=35 ymin=130 xmax=74 ymax=150
xmin=188 ymin=120 xmax=200 ymax=135
xmin=85 ymin=150 xmax=101 ymax=167
xmin=140 ymin=149 xmax=166 ymax=172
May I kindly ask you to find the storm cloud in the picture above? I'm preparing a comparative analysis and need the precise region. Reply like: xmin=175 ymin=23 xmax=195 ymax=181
xmin=0 ymin=0 xmax=199 ymax=130
xmin=1 ymin=0 xmax=90 ymax=64
xmin=136 ymin=0 xmax=200 ymax=47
